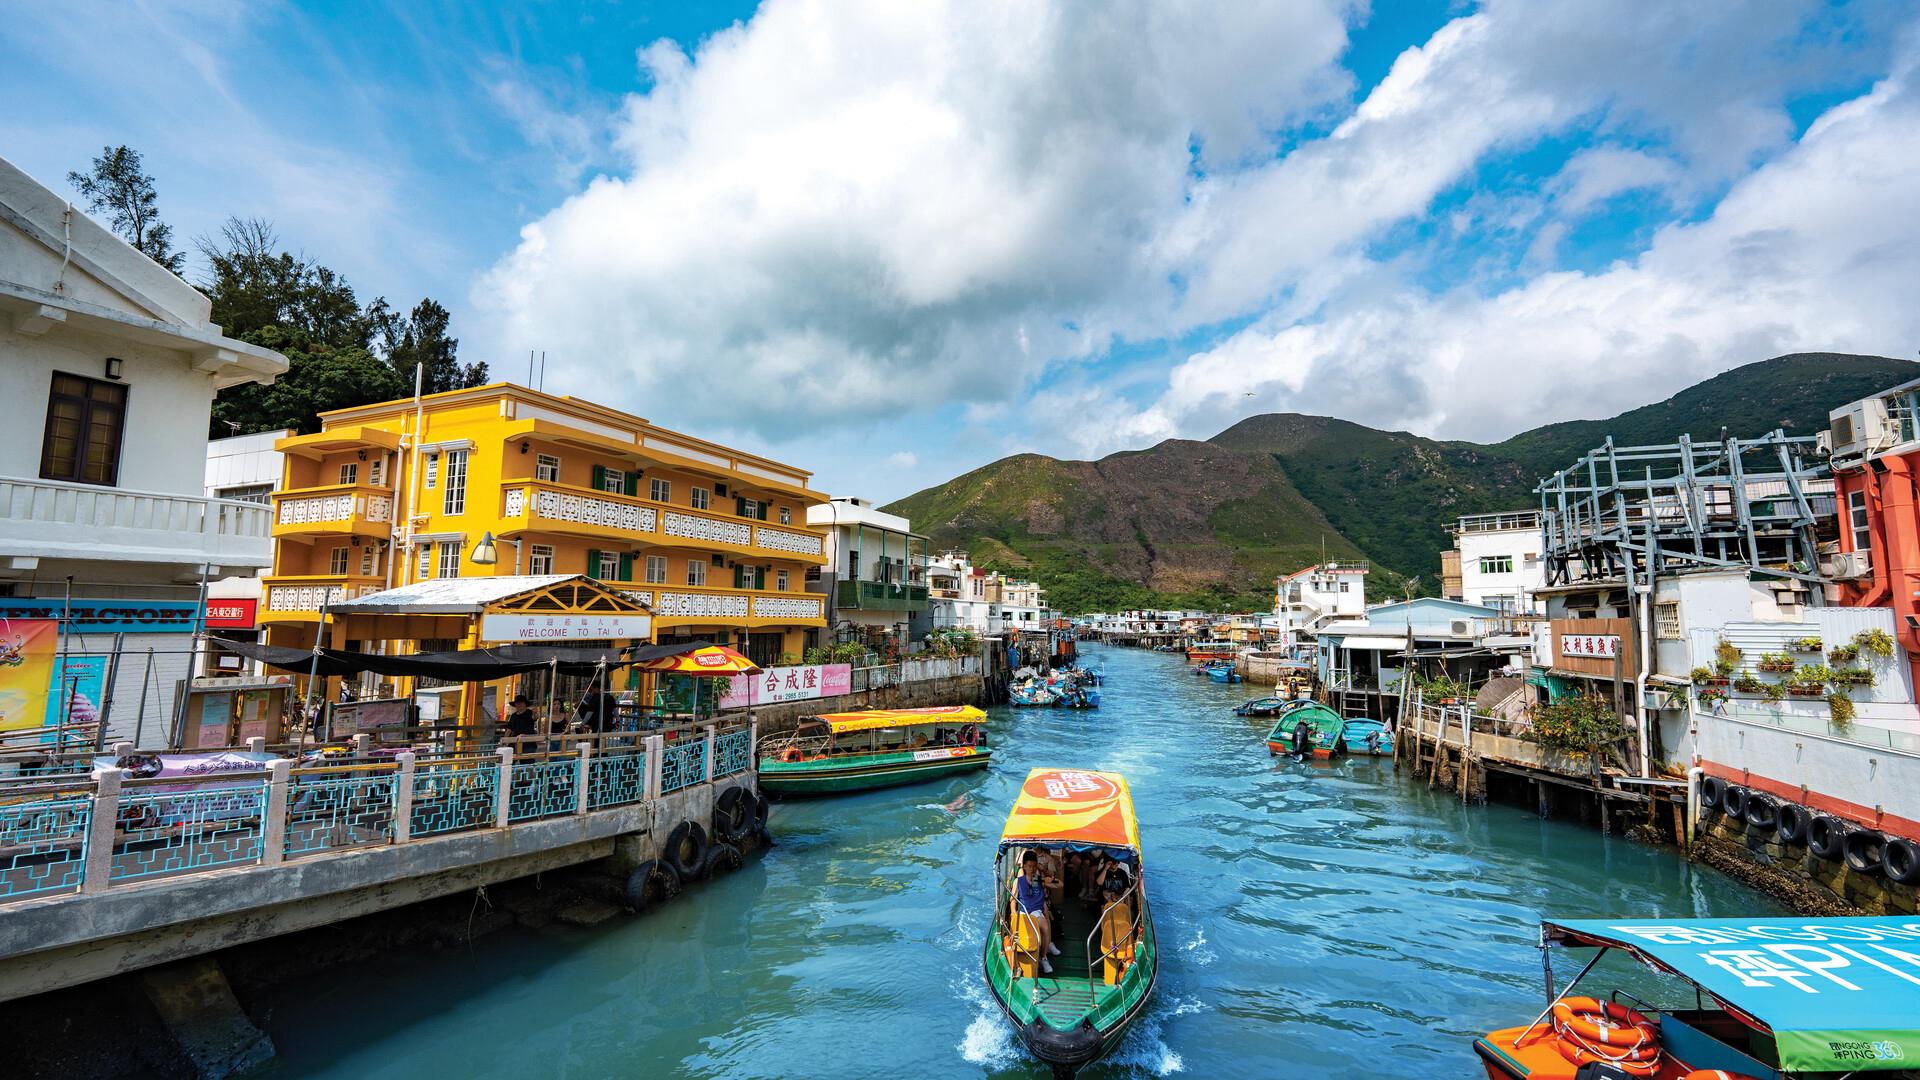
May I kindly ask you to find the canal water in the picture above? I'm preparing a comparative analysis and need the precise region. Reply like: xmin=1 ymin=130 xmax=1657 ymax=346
xmin=256 ymin=643 xmax=1783 ymax=1079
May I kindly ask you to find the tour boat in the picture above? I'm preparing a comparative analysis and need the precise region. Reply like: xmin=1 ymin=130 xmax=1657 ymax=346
xmin=756 ymin=706 xmax=990 ymax=796
xmin=984 ymin=768 xmax=1156 ymax=1079
xmin=1476 ymin=916 xmax=1920 ymax=1079
xmin=1184 ymin=641 xmax=1236 ymax=662
xmin=1265 ymin=701 xmax=1351 ymax=757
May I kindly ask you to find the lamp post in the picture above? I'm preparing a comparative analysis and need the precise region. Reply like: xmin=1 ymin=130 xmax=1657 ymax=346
xmin=470 ymin=531 xmax=523 ymax=575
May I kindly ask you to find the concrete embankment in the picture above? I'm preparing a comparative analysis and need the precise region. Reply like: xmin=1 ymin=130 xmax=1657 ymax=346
xmin=1694 ymin=810 xmax=1919 ymax=917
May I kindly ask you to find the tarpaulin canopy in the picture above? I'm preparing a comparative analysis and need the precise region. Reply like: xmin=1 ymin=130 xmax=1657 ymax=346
xmin=999 ymin=768 xmax=1141 ymax=853
xmin=810 ymin=705 xmax=987 ymax=734
xmin=1546 ymin=917 xmax=1920 ymax=1072
xmin=216 ymin=639 xmax=714 ymax=681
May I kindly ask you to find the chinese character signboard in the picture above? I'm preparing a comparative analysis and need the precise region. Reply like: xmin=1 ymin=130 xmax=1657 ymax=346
xmin=204 ymin=599 xmax=259 ymax=629
xmin=718 ymin=663 xmax=852 ymax=709
xmin=1560 ymin=634 xmax=1620 ymax=658
xmin=479 ymin=613 xmax=652 ymax=641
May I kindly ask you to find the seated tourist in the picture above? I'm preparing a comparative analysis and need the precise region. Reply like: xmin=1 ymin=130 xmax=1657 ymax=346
xmin=1014 ymin=851 xmax=1061 ymax=973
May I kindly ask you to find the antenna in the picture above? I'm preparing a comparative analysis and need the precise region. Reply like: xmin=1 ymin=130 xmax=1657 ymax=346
xmin=528 ymin=349 xmax=535 ymax=386
xmin=538 ymin=351 xmax=547 ymax=392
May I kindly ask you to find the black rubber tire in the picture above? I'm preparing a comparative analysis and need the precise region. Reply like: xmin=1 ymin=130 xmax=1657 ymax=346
xmin=662 ymin=820 xmax=708 ymax=882
xmin=623 ymin=859 xmax=681 ymax=914
xmin=753 ymin=792 xmax=770 ymax=832
xmin=1743 ymin=793 xmax=1779 ymax=833
xmin=1722 ymin=785 xmax=1749 ymax=820
xmin=1844 ymin=828 xmax=1887 ymax=875
xmin=702 ymin=840 xmax=743 ymax=878
xmin=1809 ymin=814 xmax=1848 ymax=859
xmin=713 ymin=787 xmax=752 ymax=843
xmin=1700 ymin=776 xmax=1726 ymax=813
xmin=1885 ymin=837 xmax=1920 ymax=885
xmin=1777 ymin=802 xmax=1811 ymax=844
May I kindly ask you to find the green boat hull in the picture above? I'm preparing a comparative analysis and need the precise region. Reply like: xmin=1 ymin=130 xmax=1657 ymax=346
xmin=758 ymin=747 xmax=991 ymax=795
xmin=980 ymin=909 xmax=1157 ymax=1076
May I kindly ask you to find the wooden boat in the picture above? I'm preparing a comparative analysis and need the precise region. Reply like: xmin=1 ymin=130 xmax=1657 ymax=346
xmin=1184 ymin=641 xmax=1236 ymax=662
xmin=756 ymin=706 xmax=990 ymax=796
xmin=984 ymin=768 xmax=1156 ymax=1079
xmin=1477 ymin=916 xmax=1920 ymax=1079
xmin=1011 ymin=682 xmax=1060 ymax=707
xmin=1340 ymin=716 xmax=1392 ymax=756
xmin=1265 ymin=701 xmax=1349 ymax=757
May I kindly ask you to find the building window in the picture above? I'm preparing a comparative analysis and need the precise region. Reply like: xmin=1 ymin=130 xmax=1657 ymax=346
xmin=1655 ymin=601 xmax=1681 ymax=640
xmin=218 ymin=484 xmax=273 ymax=505
xmin=691 ymin=486 xmax=710 ymax=510
xmin=338 ymin=462 xmax=358 ymax=486
xmin=686 ymin=559 xmax=707 ymax=587
xmin=645 ymin=555 xmax=668 ymax=583
xmin=425 ymin=452 xmax=438 ymax=489
xmin=1478 ymin=555 xmax=1514 ymax=575
xmin=739 ymin=498 xmax=763 ymax=519
xmin=417 ymin=543 xmax=433 ymax=579
xmin=779 ymin=506 xmax=792 ymax=525
xmin=650 ymin=477 xmax=671 ymax=502
xmin=536 ymin=454 xmax=561 ymax=483
xmin=442 ymin=450 xmax=468 ymax=514
xmin=600 ymin=467 xmax=626 ymax=495
xmin=39 ymin=372 xmax=127 ymax=486
xmin=776 ymin=569 xmax=789 ymax=591
xmin=437 ymin=540 xmax=462 ymax=579
xmin=329 ymin=547 xmax=350 ymax=575
xmin=369 ymin=457 xmax=384 ymax=486
xmin=528 ymin=544 xmax=554 ymax=575
xmin=359 ymin=547 xmax=377 ymax=576
xmin=1848 ymin=489 xmax=1871 ymax=554
xmin=1338 ymin=581 xmax=1350 ymax=593
xmin=597 ymin=551 xmax=620 ymax=580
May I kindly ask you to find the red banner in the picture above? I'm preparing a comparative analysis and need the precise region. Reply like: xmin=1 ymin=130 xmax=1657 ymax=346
xmin=204 ymin=598 xmax=258 ymax=629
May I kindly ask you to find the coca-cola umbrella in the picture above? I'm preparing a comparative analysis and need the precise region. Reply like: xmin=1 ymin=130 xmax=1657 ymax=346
xmin=636 ymin=645 xmax=761 ymax=716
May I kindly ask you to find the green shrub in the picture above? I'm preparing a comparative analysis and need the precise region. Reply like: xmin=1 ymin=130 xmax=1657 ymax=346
xmin=1713 ymin=639 xmax=1742 ymax=676
xmin=1525 ymin=694 xmax=1627 ymax=760
xmin=1855 ymin=628 xmax=1896 ymax=659
xmin=1689 ymin=666 xmax=1715 ymax=684
xmin=1828 ymin=691 xmax=1855 ymax=731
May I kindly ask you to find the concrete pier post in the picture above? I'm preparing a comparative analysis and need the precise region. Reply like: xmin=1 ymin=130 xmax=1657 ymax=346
xmin=574 ymin=743 xmax=592 ymax=815
xmin=643 ymin=735 xmax=664 ymax=801
xmin=353 ymin=734 xmax=371 ymax=755
xmin=393 ymin=752 xmax=416 ymax=843
xmin=703 ymin=725 xmax=716 ymax=784
xmin=81 ymin=767 xmax=124 ymax=894
xmin=247 ymin=737 xmax=265 ymax=754
xmin=261 ymin=760 xmax=291 ymax=866
xmin=113 ymin=741 xmax=132 ymax=759
xmin=494 ymin=746 xmax=514 ymax=829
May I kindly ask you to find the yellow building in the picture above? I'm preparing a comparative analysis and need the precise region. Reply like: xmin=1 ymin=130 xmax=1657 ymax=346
xmin=260 ymin=382 xmax=830 ymax=676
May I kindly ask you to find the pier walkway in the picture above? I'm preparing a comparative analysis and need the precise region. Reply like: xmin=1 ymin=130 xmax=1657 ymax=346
xmin=0 ymin=722 xmax=755 ymax=1001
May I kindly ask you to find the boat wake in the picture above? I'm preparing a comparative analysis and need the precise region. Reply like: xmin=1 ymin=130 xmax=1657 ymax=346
xmin=955 ymin=973 xmax=1022 ymax=1069
xmin=1181 ymin=928 xmax=1216 ymax=966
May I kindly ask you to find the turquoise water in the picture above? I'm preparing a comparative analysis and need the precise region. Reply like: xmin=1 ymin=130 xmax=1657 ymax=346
xmin=256 ymin=643 xmax=1782 ymax=1078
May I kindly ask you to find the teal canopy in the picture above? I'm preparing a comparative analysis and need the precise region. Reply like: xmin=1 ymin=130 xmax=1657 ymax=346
xmin=1548 ymin=917 xmax=1920 ymax=1073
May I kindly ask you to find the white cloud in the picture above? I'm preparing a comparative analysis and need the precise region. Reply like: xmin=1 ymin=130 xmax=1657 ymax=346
xmin=1551 ymin=146 xmax=1683 ymax=213
xmin=886 ymin=451 xmax=918 ymax=469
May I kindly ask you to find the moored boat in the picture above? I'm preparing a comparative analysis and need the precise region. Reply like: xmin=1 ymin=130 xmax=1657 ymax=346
xmin=1233 ymin=696 xmax=1289 ymax=717
xmin=1184 ymin=640 xmax=1236 ymax=662
xmin=1265 ymin=701 xmax=1348 ymax=757
xmin=756 ymin=706 xmax=990 ymax=795
xmin=1340 ymin=716 xmax=1392 ymax=756
xmin=1204 ymin=663 xmax=1241 ymax=683
xmin=1476 ymin=916 xmax=1920 ymax=1079
xmin=984 ymin=768 xmax=1156 ymax=1079
xmin=1011 ymin=682 xmax=1060 ymax=707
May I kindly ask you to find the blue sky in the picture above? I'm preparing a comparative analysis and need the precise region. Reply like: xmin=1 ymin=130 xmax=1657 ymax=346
xmin=4 ymin=1 xmax=1917 ymax=503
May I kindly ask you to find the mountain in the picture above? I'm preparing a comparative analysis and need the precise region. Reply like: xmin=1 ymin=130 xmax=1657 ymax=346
xmin=885 ymin=353 xmax=1917 ymax=612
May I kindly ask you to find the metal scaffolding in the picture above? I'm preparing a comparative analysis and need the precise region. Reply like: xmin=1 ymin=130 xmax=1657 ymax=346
xmin=1535 ymin=430 xmax=1836 ymax=587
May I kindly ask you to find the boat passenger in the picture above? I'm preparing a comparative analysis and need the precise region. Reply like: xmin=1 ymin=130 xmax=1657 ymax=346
xmin=504 ymin=694 xmax=538 ymax=743
xmin=1016 ymin=851 xmax=1060 ymax=973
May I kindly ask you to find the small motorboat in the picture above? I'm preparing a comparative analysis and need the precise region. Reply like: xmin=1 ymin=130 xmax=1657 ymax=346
xmin=1234 ymin=696 xmax=1313 ymax=718
xmin=1204 ymin=664 xmax=1241 ymax=684
xmin=1475 ymin=915 xmax=1920 ymax=1079
xmin=1011 ymin=682 xmax=1060 ymax=707
xmin=757 ymin=706 xmax=990 ymax=796
xmin=1055 ymin=685 xmax=1101 ymax=709
xmin=1340 ymin=717 xmax=1392 ymax=756
xmin=984 ymin=769 xmax=1156 ymax=1078
xmin=1184 ymin=641 xmax=1236 ymax=662
xmin=1265 ymin=702 xmax=1349 ymax=757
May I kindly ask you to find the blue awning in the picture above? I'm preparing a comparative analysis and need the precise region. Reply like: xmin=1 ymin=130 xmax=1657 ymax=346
xmin=1548 ymin=917 xmax=1920 ymax=1072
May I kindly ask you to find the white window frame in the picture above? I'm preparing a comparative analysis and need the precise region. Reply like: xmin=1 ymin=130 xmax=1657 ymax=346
xmin=601 ymin=467 xmax=626 ymax=495
xmin=338 ymin=462 xmax=358 ymax=486
xmin=536 ymin=454 xmax=561 ymax=483
xmin=424 ymin=452 xmax=438 ymax=489
xmin=437 ymin=539 xmax=461 ymax=579
xmin=686 ymin=559 xmax=707 ymax=587
xmin=417 ymin=543 xmax=433 ymax=579
xmin=1848 ymin=489 xmax=1871 ymax=554
xmin=690 ymin=486 xmax=710 ymax=510
xmin=528 ymin=544 xmax=555 ymax=575
xmin=1655 ymin=601 xmax=1682 ymax=640
xmin=369 ymin=457 xmax=384 ymax=487
xmin=1478 ymin=555 xmax=1514 ymax=575
xmin=442 ymin=449 xmax=468 ymax=515
xmin=596 ymin=551 xmax=620 ymax=580
xmin=650 ymin=477 xmax=671 ymax=502
xmin=359 ymin=547 xmax=376 ymax=576
xmin=645 ymin=555 xmax=668 ymax=584
xmin=779 ymin=506 xmax=791 ymax=525
xmin=776 ymin=569 xmax=789 ymax=592
xmin=329 ymin=546 xmax=350 ymax=575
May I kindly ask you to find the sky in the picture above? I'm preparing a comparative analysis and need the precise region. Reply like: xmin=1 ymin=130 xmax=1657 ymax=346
xmin=4 ymin=1 xmax=1918 ymax=503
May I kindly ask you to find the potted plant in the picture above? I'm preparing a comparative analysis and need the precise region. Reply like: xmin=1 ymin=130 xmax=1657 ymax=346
xmin=1791 ymin=635 xmax=1824 ymax=652
xmin=1757 ymin=651 xmax=1796 ymax=673
xmin=1732 ymin=673 xmax=1767 ymax=694
xmin=1713 ymin=639 xmax=1741 ymax=677
xmin=1855 ymin=628 xmax=1896 ymax=659
xmin=1695 ymin=684 xmax=1729 ymax=707
xmin=1786 ymin=664 xmax=1831 ymax=697
xmin=1827 ymin=643 xmax=1859 ymax=665
xmin=1828 ymin=691 xmax=1855 ymax=731
xmin=1831 ymin=667 xmax=1875 ymax=688
xmin=1690 ymin=665 xmax=1727 ymax=687
xmin=1761 ymin=680 xmax=1786 ymax=704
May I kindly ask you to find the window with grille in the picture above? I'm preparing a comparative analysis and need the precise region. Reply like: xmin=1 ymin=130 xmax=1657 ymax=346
xmin=369 ymin=457 xmax=384 ymax=486
xmin=536 ymin=454 xmax=560 ymax=482
xmin=359 ymin=547 xmax=377 ymax=576
xmin=529 ymin=544 xmax=554 ymax=574
xmin=39 ymin=372 xmax=126 ymax=486
xmin=691 ymin=486 xmax=710 ymax=510
xmin=338 ymin=462 xmax=358 ymax=486
xmin=686 ymin=559 xmax=707 ymax=586
xmin=779 ymin=506 xmax=792 ymax=525
xmin=1655 ymin=602 xmax=1681 ymax=639
xmin=417 ymin=544 xmax=433 ymax=579
xmin=442 ymin=450 xmax=468 ymax=514
xmin=437 ymin=540 xmax=461 ymax=579
xmin=329 ymin=547 xmax=350 ymax=575
xmin=650 ymin=477 xmax=671 ymax=502
xmin=425 ymin=452 xmax=438 ymax=488
xmin=645 ymin=555 xmax=668 ymax=583
xmin=777 ymin=569 xmax=789 ymax=591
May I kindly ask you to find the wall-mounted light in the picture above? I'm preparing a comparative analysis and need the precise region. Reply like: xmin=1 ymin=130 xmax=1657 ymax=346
xmin=357 ymin=449 xmax=367 ymax=461
xmin=520 ymin=442 xmax=529 ymax=455
xmin=104 ymin=357 xmax=124 ymax=380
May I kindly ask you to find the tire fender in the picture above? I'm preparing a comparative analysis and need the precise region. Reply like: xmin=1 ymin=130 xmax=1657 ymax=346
xmin=663 ymin=820 xmax=709 ymax=881
xmin=623 ymin=859 xmax=681 ymax=914
xmin=1743 ymin=793 xmax=1778 ymax=834
xmin=702 ymin=840 xmax=744 ymax=878
xmin=713 ymin=786 xmax=753 ymax=843
xmin=1844 ymin=828 xmax=1887 ymax=876
xmin=1809 ymin=814 xmax=1847 ymax=859
xmin=753 ymin=791 xmax=770 ymax=831
xmin=1777 ymin=802 xmax=1811 ymax=845
xmin=1885 ymin=837 xmax=1920 ymax=885
xmin=1700 ymin=776 xmax=1726 ymax=813
xmin=1722 ymin=785 xmax=1749 ymax=820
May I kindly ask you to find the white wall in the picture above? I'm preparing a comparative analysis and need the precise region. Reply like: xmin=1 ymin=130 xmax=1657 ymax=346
xmin=1457 ymin=527 xmax=1545 ymax=612
xmin=206 ymin=430 xmax=290 ymax=497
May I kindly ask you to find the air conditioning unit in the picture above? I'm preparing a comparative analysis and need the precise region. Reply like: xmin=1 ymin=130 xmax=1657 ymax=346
xmin=1830 ymin=398 xmax=1892 ymax=458
xmin=1829 ymin=550 xmax=1873 ymax=580
xmin=1449 ymin=619 xmax=1472 ymax=636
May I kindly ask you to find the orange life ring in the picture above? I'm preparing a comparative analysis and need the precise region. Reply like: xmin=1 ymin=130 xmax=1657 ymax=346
xmin=1555 ymin=1039 xmax=1659 ymax=1076
xmin=779 ymin=747 xmax=802 ymax=763
xmin=1552 ymin=997 xmax=1658 ymax=1050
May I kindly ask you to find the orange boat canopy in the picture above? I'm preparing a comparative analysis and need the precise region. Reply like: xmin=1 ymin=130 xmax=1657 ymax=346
xmin=999 ymin=767 xmax=1141 ymax=853
xmin=809 ymin=705 xmax=987 ymax=734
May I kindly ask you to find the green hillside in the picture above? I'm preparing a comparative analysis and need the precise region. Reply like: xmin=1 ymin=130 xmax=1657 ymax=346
xmin=886 ymin=353 xmax=1916 ymax=612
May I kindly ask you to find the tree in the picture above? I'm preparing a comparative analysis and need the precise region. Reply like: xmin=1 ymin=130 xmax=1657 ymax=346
xmin=67 ymin=145 xmax=186 ymax=274
xmin=197 ymin=217 xmax=370 ymax=349
xmin=209 ymin=325 xmax=406 ymax=436
xmin=381 ymin=297 xmax=489 ymax=393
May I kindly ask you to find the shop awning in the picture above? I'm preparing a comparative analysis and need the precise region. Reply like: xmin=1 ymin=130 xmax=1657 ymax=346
xmin=216 ymin=639 xmax=712 ymax=681
xmin=1330 ymin=635 xmax=1417 ymax=651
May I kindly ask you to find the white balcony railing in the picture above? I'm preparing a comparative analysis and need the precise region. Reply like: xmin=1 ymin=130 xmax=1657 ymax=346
xmin=0 ymin=475 xmax=272 ymax=569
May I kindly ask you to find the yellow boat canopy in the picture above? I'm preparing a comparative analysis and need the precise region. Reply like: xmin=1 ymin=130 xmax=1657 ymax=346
xmin=1000 ymin=767 xmax=1141 ymax=852
xmin=809 ymin=705 xmax=988 ymax=735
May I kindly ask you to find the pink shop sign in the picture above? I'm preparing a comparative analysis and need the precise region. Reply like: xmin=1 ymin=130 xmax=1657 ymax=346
xmin=718 ymin=663 xmax=852 ymax=709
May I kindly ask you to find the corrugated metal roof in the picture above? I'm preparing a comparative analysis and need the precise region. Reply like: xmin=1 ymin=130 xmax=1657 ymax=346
xmin=330 ymin=575 xmax=579 ymax=614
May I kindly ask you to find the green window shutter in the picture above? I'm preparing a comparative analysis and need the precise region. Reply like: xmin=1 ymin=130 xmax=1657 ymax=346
xmin=586 ymin=549 xmax=602 ymax=579
xmin=590 ymin=465 xmax=606 ymax=490
xmin=733 ymin=564 xmax=746 ymax=589
xmin=754 ymin=567 xmax=766 ymax=589
xmin=735 ymin=496 xmax=747 ymax=517
xmin=624 ymin=473 xmax=638 ymax=497
xmin=757 ymin=502 xmax=768 ymax=521
xmin=618 ymin=553 xmax=635 ymax=581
